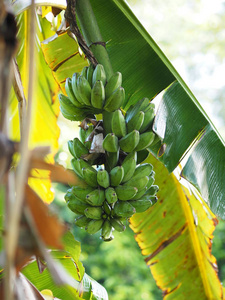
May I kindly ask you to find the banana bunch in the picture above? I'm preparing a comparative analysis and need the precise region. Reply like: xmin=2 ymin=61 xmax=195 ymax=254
xmin=65 ymin=153 xmax=158 ymax=241
xmin=59 ymin=64 xmax=125 ymax=121
xmin=60 ymin=64 xmax=160 ymax=241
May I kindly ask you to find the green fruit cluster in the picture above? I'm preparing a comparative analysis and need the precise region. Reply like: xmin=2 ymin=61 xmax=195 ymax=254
xmin=59 ymin=64 xmax=125 ymax=121
xmin=60 ymin=64 xmax=159 ymax=241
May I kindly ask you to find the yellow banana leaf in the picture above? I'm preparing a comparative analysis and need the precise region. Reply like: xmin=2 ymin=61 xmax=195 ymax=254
xmin=130 ymin=154 xmax=223 ymax=299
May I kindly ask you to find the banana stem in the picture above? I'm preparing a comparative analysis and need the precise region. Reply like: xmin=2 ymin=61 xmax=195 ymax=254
xmin=76 ymin=0 xmax=114 ymax=80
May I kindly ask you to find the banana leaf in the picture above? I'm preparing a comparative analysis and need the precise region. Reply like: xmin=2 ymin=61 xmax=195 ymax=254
xmin=130 ymin=154 xmax=223 ymax=299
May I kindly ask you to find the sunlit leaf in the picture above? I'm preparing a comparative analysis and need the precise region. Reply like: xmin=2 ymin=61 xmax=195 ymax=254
xmin=130 ymin=154 xmax=223 ymax=299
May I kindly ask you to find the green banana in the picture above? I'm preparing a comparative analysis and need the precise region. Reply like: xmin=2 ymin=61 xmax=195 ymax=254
xmin=103 ymin=87 xmax=125 ymax=112
xmin=139 ymin=104 xmax=155 ymax=133
xmin=119 ymin=130 xmax=140 ymax=153
xmin=145 ymin=185 xmax=159 ymax=196
xmin=87 ymin=64 xmax=94 ymax=86
xmin=97 ymin=169 xmax=110 ymax=188
xmin=129 ymin=198 xmax=154 ymax=213
xmin=110 ymin=217 xmax=126 ymax=232
xmin=145 ymin=175 xmax=155 ymax=190
xmin=121 ymin=151 xmax=137 ymax=183
xmin=102 ymin=111 xmax=113 ymax=135
xmin=79 ymin=127 xmax=86 ymax=144
xmin=71 ymin=185 xmax=95 ymax=202
xmin=124 ymin=175 xmax=149 ymax=192
xmin=68 ymin=140 xmax=76 ymax=157
xmin=133 ymin=163 xmax=153 ymax=179
xmin=110 ymin=166 xmax=124 ymax=186
xmin=126 ymin=111 xmax=144 ymax=133
xmin=65 ymin=193 xmax=89 ymax=214
xmin=82 ymin=166 xmax=98 ymax=187
xmin=115 ymin=185 xmax=138 ymax=201
xmin=74 ymin=215 xmax=91 ymax=227
xmin=80 ymin=66 xmax=88 ymax=78
xmin=85 ymin=219 xmax=104 ymax=234
xmin=135 ymin=131 xmax=155 ymax=152
xmin=71 ymin=73 xmax=85 ymax=105
xmin=91 ymin=80 xmax=105 ymax=109
xmin=103 ymin=201 xmax=111 ymax=215
xmin=86 ymin=189 xmax=105 ymax=206
xmin=101 ymin=220 xmax=114 ymax=241
xmin=111 ymin=109 xmax=127 ymax=138
xmin=113 ymin=201 xmax=136 ymax=218
xmin=105 ymin=72 xmax=122 ymax=99
xmin=73 ymin=138 xmax=89 ymax=158
xmin=84 ymin=206 xmax=103 ymax=219
xmin=92 ymin=64 xmax=107 ymax=86
xmin=102 ymin=133 xmax=119 ymax=152
xmin=76 ymin=75 xmax=92 ymax=106
xmin=105 ymin=187 xmax=118 ymax=204
xmin=65 ymin=77 xmax=83 ymax=107
xmin=131 ymin=187 xmax=149 ymax=200
xmin=125 ymin=98 xmax=149 ymax=123
xmin=71 ymin=158 xmax=83 ymax=178
xmin=105 ymin=150 xmax=119 ymax=171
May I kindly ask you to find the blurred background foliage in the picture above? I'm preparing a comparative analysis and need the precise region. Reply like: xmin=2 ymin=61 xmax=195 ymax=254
xmin=51 ymin=0 xmax=225 ymax=299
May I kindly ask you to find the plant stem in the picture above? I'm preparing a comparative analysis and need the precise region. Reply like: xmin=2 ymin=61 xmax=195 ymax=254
xmin=76 ymin=0 xmax=113 ymax=80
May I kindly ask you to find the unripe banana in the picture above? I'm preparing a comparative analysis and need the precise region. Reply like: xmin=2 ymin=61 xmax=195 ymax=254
xmin=76 ymin=75 xmax=92 ymax=106
xmin=110 ymin=217 xmax=126 ymax=232
xmin=124 ymin=175 xmax=149 ymax=192
xmin=113 ymin=201 xmax=136 ymax=218
xmin=145 ymin=175 xmax=155 ymax=190
xmin=131 ymin=187 xmax=148 ymax=200
xmin=101 ymin=220 xmax=114 ymax=241
xmin=71 ymin=73 xmax=85 ymax=105
xmin=102 ymin=111 xmax=113 ymax=135
xmin=71 ymin=158 xmax=83 ymax=178
xmin=65 ymin=77 xmax=83 ymax=107
xmin=103 ymin=87 xmax=125 ymax=112
xmin=102 ymin=133 xmax=119 ymax=152
xmin=121 ymin=151 xmax=137 ymax=183
xmin=97 ymin=169 xmax=110 ymax=188
xmin=68 ymin=140 xmax=76 ymax=157
xmin=86 ymin=189 xmax=105 ymax=206
xmin=119 ymin=130 xmax=139 ymax=153
xmin=81 ymin=66 xmax=88 ymax=78
xmin=133 ymin=163 xmax=153 ymax=179
xmin=65 ymin=193 xmax=89 ymax=214
xmin=85 ymin=219 xmax=104 ymax=234
xmin=87 ymin=64 xmax=94 ymax=86
xmin=92 ymin=64 xmax=107 ymax=86
xmin=115 ymin=185 xmax=138 ymax=201
xmin=79 ymin=127 xmax=87 ymax=144
xmin=82 ymin=167 xmax=98 ymax=188
xmin=105 ymin=187 xmax=118 ymax=204
xmin=129 ymin=198 xmax=154 ymax=213
xmin=71 ymin=185 xmax=95 ymax=202
xmin=139 ymin=104 xmax=155 ymax=133
xmin=135 ymin=131 xmax=155 ymax=152
xmin=73 ymin=138 xmax=89 ymax=158
xmin=125 ymin=98 xmax=149 ymax=123
xmin=145 ymin=185 xmax=159 ymax=196
xmin=91 ymin=80 xmax=105 ymax=109
xmin=105 ymin=72 xmax=122 ymax=99
xmin=84 ymin=206 xmax=103 ymax=219
xmin=75 ymin=215 xmax=91 ymax=227
xmin=126 ymin=111 xmax=144 ymax=133
xmin=110 ymin=166 xmax=124 ymax=186
xmin=111 ymin=109 xmax=127 ymax=138
xmin=103 ymin=201 xmax=111 ymax=215
xmin=105 ymin=150 xmax=119 ymax=171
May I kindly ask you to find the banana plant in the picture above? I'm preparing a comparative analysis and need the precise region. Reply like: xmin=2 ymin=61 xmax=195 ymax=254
xmin=7 ymin=0 xmax=225 ymax=299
